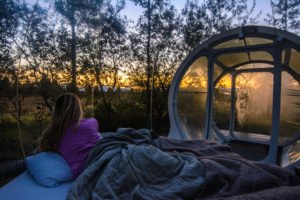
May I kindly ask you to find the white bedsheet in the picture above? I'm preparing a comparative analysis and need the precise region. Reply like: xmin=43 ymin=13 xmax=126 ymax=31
xmin=0 ymin=171 xmax=72 ymax=200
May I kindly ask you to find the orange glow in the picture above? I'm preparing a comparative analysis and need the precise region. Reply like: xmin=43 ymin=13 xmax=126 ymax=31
xmin=216 ymin=74 xmax=231 ymax=89
xmin=179 ymin=68 xmax=208 ymax=91
xmin=179 ymin=75 xmax=207 ymax=90
xmin=236 ymin=74 xmax=258 ymax=89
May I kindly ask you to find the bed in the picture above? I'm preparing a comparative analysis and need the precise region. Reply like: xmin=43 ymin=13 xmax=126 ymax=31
xmin=0 ymin=171 xmax=72 ymax=200
xmin=1 ymin=129 xmax=300 ymax=200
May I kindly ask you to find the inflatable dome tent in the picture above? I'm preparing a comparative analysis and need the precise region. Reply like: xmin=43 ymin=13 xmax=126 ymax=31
xmin=168 ymin=26 xmax=300 ymax=167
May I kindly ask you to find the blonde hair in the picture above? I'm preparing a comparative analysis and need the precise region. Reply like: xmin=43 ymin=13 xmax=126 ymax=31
xmin=39 ymin=93 xmax=83 ymax=151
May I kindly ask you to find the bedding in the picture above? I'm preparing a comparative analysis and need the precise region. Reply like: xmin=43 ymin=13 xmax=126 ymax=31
xmin=0 ymin=171 xmax=72 ymax=200
xmin=68 ymin=128 xmax=300 ymax=200
xmin=161 ymin=138 xmax=300 ymax=199
xmin=25 ymin=152 xmax=73 ymax=187
xmin=68 ymin=128 xmax=205 ymax=200
xmin=2 ymin=128 xmax=300 ymax=200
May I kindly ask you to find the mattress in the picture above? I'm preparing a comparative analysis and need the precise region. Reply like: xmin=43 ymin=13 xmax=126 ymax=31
xmin=0 ymin=171 xmax=72 ymax=200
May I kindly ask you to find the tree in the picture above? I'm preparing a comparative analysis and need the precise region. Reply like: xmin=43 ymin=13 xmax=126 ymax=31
xmin=130 ymin=0 xmax=184 ymax=128
xmin=129 ymin=1 xmax=183 ymax=129
xmin=182 ymin=0 xmax=259 ymax=52
xmin=77 ymin=0 xmax=127 ymax=130
xmin=54 ymin=0 xmax=107 ymax=92
xmin=0 ymin=76 xmax=26 ymax=123
xmin=265 ymin=0 xmax=300 ymax=32
xmin=0 ymin=0 xmax=20 ymax=73
xmin=181 ymin=0 xmax=209 ymax=53
xmin=11 ymin=2 xmax=64 ymax=112
xmin=50 ymin=20 xmax=73 ymax=86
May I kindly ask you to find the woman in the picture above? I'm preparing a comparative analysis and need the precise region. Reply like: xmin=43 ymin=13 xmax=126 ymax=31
xmin=39 ymin=93 xmax=101 ymax=178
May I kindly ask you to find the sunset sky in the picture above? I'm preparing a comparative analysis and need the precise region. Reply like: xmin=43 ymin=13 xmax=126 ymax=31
xmin=27 ymin=0 xmax=272 ymax=26
xmin=122 ymin=0 xmax=271 ymax=25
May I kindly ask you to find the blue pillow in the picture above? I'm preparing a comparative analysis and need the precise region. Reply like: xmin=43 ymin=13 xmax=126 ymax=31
xmin=25 ymin=152 xmax=73 ymax=187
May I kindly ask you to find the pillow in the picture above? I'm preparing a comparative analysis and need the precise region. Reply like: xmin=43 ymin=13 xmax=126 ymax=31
xmin=25 ymin=152 xmax=73 ymax=187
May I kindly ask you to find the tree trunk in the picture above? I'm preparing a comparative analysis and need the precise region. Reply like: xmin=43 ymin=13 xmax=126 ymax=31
xmin=8 ymin=96 xmax=23 ymax=124
xmin=146 ymin=0 xmax=151 ymax=127
xmin=70 ymin=4 xmax=77 ymax=92
xmin=42 ymin=95 xmax=53 ymax=113
xmin=284 ymin=0 xmax=288 ymax=30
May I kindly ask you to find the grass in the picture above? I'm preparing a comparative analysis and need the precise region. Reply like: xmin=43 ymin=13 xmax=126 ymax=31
xmin=0 ymin=114 xmax=49 ymax=161
xmin=0 ymin=114 xmax=49 ymax=187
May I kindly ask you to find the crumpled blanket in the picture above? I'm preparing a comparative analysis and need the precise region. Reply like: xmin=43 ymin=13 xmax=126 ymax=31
xmin=67 ymin=128 xmax=300 ymax=200
xmin=160 ymin=138 xmax=300 ymax=200
xmin=67 ymin=128 xmax=205 ymax=200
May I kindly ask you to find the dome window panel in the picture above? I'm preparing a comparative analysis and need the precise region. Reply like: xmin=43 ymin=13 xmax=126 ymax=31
xmin=282 ymin=48 xmax=300 ymax=74
xmin=177 ymin=57 xmax=208 ymax=139
xmin=213 ymin=37 xmax=273 ymax=49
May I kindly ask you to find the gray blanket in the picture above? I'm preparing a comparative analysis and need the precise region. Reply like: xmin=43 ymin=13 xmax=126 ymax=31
xmin=67 ymin=128 xmax=205 ymax=200
xmin=67 ymin=129 xmax=300 ymax=200
xmin=160 ymin=138 xmax=300 ymax=199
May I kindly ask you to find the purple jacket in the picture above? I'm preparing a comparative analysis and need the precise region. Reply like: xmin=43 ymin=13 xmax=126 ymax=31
xmin=58 ymin=118 xmax=100 ymax=177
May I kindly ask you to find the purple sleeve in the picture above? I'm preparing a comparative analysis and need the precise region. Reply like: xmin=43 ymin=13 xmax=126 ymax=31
xmin=87 ymin=118 xmax=98 ymax=131
xmin=79 ymin=118 xmax=100 ymax=139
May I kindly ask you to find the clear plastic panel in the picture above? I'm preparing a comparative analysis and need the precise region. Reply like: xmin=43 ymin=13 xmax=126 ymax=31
xmin=213 ymin=38 xmax=245 ymax=49
xmin=280 ymin=72 xmax=300 ymax=139
xmin=217 ymin=52 xmax=249 ymax=68
xmin=249 ymin=51 xmax=273 ymax=62
xmin=214 ymin=64 xmax=223 ymax=80
xmin=236 ymin=63 xmax=273 ymax=70
xmin=245 ymin=37 xmax=273 ymax=46
xmin=217 ymin=51 xmax=273 ymax=69
xmin=178 ymin=57 xmax=208 ymax=138
xmin=282 ymin=48 xmax=300 ymax=74
xmin=234 ymin=72 xmax=273 ymax=135
xmin=289 ymin=49 xmax=300 ymax=74
xmin=213 ymin=74 xmax=232 ymax=131
xmin=213 ymin=37 xmax=273 ymax=49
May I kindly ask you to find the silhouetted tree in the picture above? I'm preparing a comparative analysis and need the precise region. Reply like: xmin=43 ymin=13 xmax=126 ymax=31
xmin=0 ymin=0 xmax=20 ymax=73
xmin=129 ymin=1 xmax=183 ymax=129
xmin=78 ymin=0 xmax=127 ymax=130
xmin=265 ymin=0 xmax=300 ymax=32
xmin=182 ymin=0 xmax=259 ymax=52
xmin=13 ymin=3 xmax=60 ymax=111
xmin=130 ymin=0 xmax=184 ymax=128
xmin=54 ymin=0 xmax=106 ymax=92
